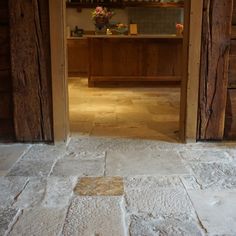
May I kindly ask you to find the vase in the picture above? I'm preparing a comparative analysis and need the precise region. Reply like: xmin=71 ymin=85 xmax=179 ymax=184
xmin=95 ymin=24 xmax=107 ymax=35
xmin=94 ymin=17 xmax=109 ymax=35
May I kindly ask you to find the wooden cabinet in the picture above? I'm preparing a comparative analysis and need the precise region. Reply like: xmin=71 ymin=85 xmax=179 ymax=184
xmin=67 ymin=38 xmax=88 ymax=77
xmin=88 ymin=36 xmax=183 ymax=87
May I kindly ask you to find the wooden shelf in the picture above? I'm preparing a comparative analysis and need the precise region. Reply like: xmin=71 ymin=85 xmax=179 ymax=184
xmin=66 ymin=1 xmax=184 ymax=9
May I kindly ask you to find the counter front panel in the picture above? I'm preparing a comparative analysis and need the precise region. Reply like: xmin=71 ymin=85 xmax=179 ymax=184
xmin=88 ymin=36 xmax=183 ymax=86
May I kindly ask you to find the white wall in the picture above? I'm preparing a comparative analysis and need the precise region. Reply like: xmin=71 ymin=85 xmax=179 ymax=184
xmin=66 ymin=8 xmax=129 ymax=31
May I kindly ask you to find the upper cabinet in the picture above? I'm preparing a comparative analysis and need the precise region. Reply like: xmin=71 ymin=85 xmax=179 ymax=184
xmin=66 ymin=0 xmax=184 ymax=9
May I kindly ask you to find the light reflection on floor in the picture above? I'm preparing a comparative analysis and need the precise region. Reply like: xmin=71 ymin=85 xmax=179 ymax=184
xmin=68 ymin=78 xmax=180 ymax=142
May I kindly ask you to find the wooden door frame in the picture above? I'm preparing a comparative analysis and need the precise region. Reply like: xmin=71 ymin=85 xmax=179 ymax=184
xmin=49 ymin=0 xmax=70 ymax=142
xmin=49 ymin=0 xmax=203 ymax=143
xmin=181 ymin=0 xmax=203 ymax=142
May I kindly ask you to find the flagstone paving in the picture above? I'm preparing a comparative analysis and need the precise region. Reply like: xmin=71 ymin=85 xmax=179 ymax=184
xmin=0 ymin=136 xmax=236 ymax=235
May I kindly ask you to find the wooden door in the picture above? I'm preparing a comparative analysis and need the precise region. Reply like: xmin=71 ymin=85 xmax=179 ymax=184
xmin=9 ymin=0 xmax=53 ymax=142
xmin=0 ymin=1 xmax=15 ymax=141
xmin=198 ymin=0 xmax=233 ymax=140
xmin=224 ymin=0 xmax=236 ymax=139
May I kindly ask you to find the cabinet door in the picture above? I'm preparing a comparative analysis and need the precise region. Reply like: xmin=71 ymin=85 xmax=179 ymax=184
xmin=67 ymin=39 xmax=88 ymax=76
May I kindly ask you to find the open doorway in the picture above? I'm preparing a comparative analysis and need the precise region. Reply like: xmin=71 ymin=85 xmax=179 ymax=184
xmin=65 ymin=1 xmax=188 ymax=142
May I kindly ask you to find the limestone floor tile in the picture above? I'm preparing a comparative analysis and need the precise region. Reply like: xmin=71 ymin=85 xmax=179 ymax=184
xmin=124 ymin=176 xmax=195 ymax=218
xmin=68 ymin=78 xmax=180 ymax=142
xmin=188 ymin=190 xmax=236 ymax=235
xmin=63 ymin=150 xmax=106 ymax=160
xmin=70 ymin=121 xmax=93 ymax=134
xmin=68 ymin=135 xmax=164 ymax=154
xmin=74 ymin=177 xmax=124 ymax=196
xmin=0 ymin=207 xmax=19 ymax=236
xmin=13 ymin=177 xmax=77 ymax=210
xmin=94 ymin=112 xmax=117 ymax=126
xmin=9 ymin=207 xmax=67 ymax=236
xmin=69 ymin=112 xmax=95 ymax=123
xmin=62 ymin=196 xmax=127 ymax=236
xmin=13 ymin=178 xmax=47 ymax=209
xmin=179 ymin=149 xmax=232 ymax=163
xmin=106 ymin=149 xmax=188 ymax=176
xmin=90 ymin=124 xmax=177 ymax=141
xmin=7 ymin=160 xmax=55 ymax=177
xmin=41 ymin=177 xmax=77 ymax=208
xmin=180 ymin=175 xmax=202 ymax=190
xmin=51 ymin=158 xmax=104 ymax=177
xmin=129 ymin=215 xmax=205 ymax=236
xmin=20 ymin=144 xmax=66 ymax=161
xmin=189 ymin=162 xmax=236 ymax=190
xmin=0 ymin=145 xmax=29 ymax=175
xmin=0 ymin=177 xmax=29 ymax=208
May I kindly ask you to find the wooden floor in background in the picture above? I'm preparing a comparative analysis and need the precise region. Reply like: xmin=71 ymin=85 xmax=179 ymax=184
xmin=68 ymin=78 xmax=180 ymax=142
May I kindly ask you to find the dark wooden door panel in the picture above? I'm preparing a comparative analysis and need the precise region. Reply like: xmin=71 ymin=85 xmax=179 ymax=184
xmin=9 ymin=0 xmax=53 ymax=142
xmin=224 ymin=89 xmax=236 ymax=138
xmin=0 ymin=0 xmax=14 ymax=141
xmin=198 ymin=0 xmax=233 ymax=140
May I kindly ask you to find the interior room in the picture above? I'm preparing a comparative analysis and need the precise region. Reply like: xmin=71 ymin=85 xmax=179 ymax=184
xmin=66 ymin=0 xmax=185 ymax=142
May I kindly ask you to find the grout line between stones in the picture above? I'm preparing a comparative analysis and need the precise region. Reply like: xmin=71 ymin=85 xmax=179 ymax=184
xmin=5 ymin=209 xmax=23 ymax=236
xmin=103 ymin=151 xmax=107 ymax=177
xmin=179 ymin=177 xmax=208 ymax=235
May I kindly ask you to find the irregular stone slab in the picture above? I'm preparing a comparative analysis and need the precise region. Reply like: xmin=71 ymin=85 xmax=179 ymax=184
xmin=13 ymin=178 xmax=47 ymax=209
xmin=124 ymin=176 xmax=195 ymax=217
xmin=129 ymin=215 xmax=204 ymax=236
xmin=180 ymin=175 xmax=202 ymax=190
xmin=7 ymin=160 xmax=55 ymax=177
xmin=42 ymin=177 xmax=77 ymax=208
xmin=9 ymin=207 xmax=67 ymax=236
xmin=179 ymin=149 xmax=232 ymax=163
xmin=189 ymin=162 xmax=236 ymax=190
xmin=0 ymin=177 xmax=29 ymax=208
xmin=21 ymin=144 xmax=66 ymax=161
xmin=0 ymin=145 xmax=29 ymax=174
xmin=74 ymin=177 xmax=124 ymax=196
xmin=188 ymin=190 xmax=236 ymax=235
xmin=106 ymin=149 xmax=188 ymax=176
xmin=0 ymin=208 xmax=19 ymax=236
xmin=51 ymin=158 xmax=104 ymax=177
xmin=62 ymin=150 xmax=105 ymax=160
xmin=14 ymin=177 xmax=77 ymax=209
xmin=227 ymin=149 xmax=236 ymax=160
xmin=68 ymin=135 xmax=183 ymax=154
xmin=62 ymin=196 xmax=126 ymax=236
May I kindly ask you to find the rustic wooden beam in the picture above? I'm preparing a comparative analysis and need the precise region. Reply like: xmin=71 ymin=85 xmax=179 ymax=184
xmin=0 ymin=0 xmax=15 ymax=141
xmin=198 ymin=0 xmax=233 ymax=140
xmin=9 ymin=0 xmax=53 ymax=142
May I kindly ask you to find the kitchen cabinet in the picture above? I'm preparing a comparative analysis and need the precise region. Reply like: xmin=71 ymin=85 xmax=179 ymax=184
xmin=87 ymin=35 xmax=183 ymax=87
xmin=67 ymin=38 xmax=89 ymax=77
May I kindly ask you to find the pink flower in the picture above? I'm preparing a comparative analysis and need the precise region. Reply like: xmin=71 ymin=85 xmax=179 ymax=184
xmin=176 ymin=23 xmax=184 ymax=30
xmin=96 ymin=6 xmax=103 ymax=13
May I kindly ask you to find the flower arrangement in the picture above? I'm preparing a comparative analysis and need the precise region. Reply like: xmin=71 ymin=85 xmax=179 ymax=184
xmin=92 ymin=6 xmax=114 ymax=29
xmin=176 ymin=23 xmax=184 ymax=35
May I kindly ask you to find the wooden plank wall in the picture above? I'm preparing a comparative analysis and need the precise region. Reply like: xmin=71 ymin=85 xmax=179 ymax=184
xmin=9 ymin=0 xmax=53 ymax=142
xmin=224 ymin=0 xmax=236 ymax=139
xmin=0 ymin=1 xmax=15 ymax=141
xmin=198 ymin=0 xmax=233 ymax=140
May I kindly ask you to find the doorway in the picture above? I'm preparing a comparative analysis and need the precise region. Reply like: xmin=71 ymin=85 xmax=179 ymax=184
xmin=50 ymin=0 xmax=202 ymax=143
xmin=66 ymin=2 xmax=187 ymax=142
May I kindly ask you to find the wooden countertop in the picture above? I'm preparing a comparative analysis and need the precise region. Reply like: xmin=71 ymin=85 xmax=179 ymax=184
xmin=68 ymin=34 xmax=183 ymax=40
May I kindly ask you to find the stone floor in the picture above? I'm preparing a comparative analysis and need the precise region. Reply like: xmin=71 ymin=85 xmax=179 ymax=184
xmin=0 ymin=135 xmax=236 ymax=236
xmin=69 ymin=78 xmax=180 ymax=142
